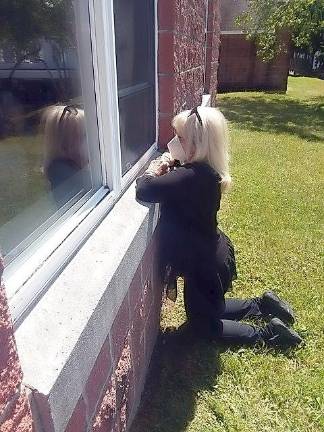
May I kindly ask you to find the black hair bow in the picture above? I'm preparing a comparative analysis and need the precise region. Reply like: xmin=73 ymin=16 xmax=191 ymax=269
xmin=188 ymin=106 xmax=202 ymax=125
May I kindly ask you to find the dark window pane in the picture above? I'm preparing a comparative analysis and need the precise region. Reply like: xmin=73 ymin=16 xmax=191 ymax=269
xmin=114 ymin=0 xmax=155 ymax=89
xmin=114 ymin=0 xmax=156 ymax=174
xmin=119 ymin=87 xmax=155 ymax=174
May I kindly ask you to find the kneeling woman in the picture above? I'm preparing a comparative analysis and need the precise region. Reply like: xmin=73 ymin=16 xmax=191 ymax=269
xmin=136 ymin=107 xmax=302 ymax=348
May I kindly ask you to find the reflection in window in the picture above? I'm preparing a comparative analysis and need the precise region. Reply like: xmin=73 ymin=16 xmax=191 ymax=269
xmin=0 ymin=1 xmax=101 ymax=263
xmin=42 ymin=104 xmax=92 ymax=207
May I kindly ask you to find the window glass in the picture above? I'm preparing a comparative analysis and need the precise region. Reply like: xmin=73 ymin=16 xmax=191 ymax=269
xmin=114 ymin=0 xmax=156 ymax=174
xmin=119 ymin=86 xmax=156 ymax=173
xmin=0 ymin=1 xmax=101 ymax=263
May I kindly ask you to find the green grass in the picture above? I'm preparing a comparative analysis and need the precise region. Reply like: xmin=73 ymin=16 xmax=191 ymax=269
xmin=130 ymin=77 xmax=324 ymax=432
xmin=0 ymin=133 xmax=57 ymax=255
xmin=0 ymin=134 xmax=47 ymax=225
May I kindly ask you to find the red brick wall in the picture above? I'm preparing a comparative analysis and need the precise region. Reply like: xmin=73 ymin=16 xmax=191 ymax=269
xmin=0 ymin=231 xmax=162 ymax=432
xmin=204 ymin=0 xmax=221 ymax=94
xmin=0 ymin=258 xmax=33 ymax=432
xmin=64 ymin=233 xmax=162 ymax=432
xmin=218 ymin=34 xmax=290 ymax=92
xmin=158 ymin=0 xmax=221 ymax=147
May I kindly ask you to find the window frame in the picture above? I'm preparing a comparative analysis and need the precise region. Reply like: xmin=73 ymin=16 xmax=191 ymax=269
xmin=3 ymin=0 xmax=158 ymax=326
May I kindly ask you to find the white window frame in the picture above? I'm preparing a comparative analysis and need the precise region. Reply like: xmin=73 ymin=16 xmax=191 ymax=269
xmin=3 ymin=0 xmax=158 ymax=327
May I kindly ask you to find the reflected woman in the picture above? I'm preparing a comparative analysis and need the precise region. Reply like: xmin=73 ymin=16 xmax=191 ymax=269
xmin=42 ymin=104 xmax=90 ymax=207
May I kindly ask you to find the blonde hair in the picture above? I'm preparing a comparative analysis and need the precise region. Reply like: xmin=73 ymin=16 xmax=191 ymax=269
xmin=172 ymin=107 xmax=231 ymax=192
xmin=42 ymin=105 xmax=88 ymax=172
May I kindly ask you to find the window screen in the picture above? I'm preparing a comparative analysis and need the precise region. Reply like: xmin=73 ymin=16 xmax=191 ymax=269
xmin=113 ymin=0 xmax=156 ymax=174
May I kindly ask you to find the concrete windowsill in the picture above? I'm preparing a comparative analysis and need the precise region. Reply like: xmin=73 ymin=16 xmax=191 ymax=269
xmin=14 ymin=181 xmax=159 ymax=431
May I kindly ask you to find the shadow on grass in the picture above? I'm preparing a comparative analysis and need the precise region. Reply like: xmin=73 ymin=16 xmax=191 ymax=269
xmin=216 ymin=95 xmax=324 ymax=142
xmin=130 ymin=320 xmax=304 ymax=432
xmin=130 ymin=322 xmax=222 ymax=432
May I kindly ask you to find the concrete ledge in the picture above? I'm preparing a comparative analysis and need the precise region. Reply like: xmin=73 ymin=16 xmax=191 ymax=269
xmin=14 ymin=182 xmax=159 ymax=432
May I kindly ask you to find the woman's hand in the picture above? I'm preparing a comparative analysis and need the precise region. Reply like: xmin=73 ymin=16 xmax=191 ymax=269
xmin=160 ymin=152 xmax=175 ymax=166
xmin=155 ymin=161 xmax=170 ymax=176
xmin=145 ymin=153 xmax=174 ymax=177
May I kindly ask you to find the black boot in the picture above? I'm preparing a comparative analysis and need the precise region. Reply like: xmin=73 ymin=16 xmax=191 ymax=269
xmin=260 ymin=291 xmax=295 ymax=325
xmin=262 ymin=318 xmax=303 ymax=348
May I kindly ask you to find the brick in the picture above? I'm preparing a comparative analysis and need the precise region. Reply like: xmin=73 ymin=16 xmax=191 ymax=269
xmin=141 ymin=279 xmax=155 ymax=324
xmin=129 ymin=234 xmax=162 ymax=400
xmin=158 ymin=114 xmax=173 ymax=148
xmin=143 ymin=312 xmax=160 ymax=370
xmin=150 ymin=278 xmax=163 ymax=323
xmin=130 ymin=302 xmax=144 ymax=360
xmin=132 ymin=338 xmax=146 ymax=408
xmin=152 ymin=257 xmax=163 ymax=306
xmin=206 ymin=31 xmax=213 ymax=50
xmin=30 ymin=392 xmax=55 ymax=432
xmin=158 ymin=74 xmax=175 ymax=114
xmin=176 ymin=2 xmax=205 ymax=44
xmin=158 ymin=32 xmax=175 ymax=74
xmin=115 ymin=340 xmax=132 ymax=412
xmin=131 ymin=335 xmax=145 ymax=394
xmin=140 ymin=237 xmax=155 ymax=285
xmin=110 ymin=295 xmax=130 ymax=367
xmin=178 ymin=39 xmax=197 ymax=74
xmin=0 ymin=285 xmax=23 ymax=417
xmin=205 ymin=48 xmax=212 ymax=92
xmin=175 ymin=68 xmax=204 ymax=110
xmin=0 ymin=392 xmax=32 ymax=432
xmin=151 ymin=235 xmax=162 ymax=294
xmin=125 ymin=367 xmax=137 ymax=426
xmin=65 ymin=396 xmax=87 ymax=432
xmin=158 ymin=0 xmax=176 ymax=30
xmin=92 ymin=375 xmax=116 ymax=432
xmin=84 ymin=339 xmax=112 ymax=418
xmin=0 ymin=340 xmax=22 ymax=417
xmin=127 ymin=266 xmax=142 ymax=321
xmin=218 ymin=32 xmax=289 ymax=92
xmin=205 ymin=1 xmax=221 ymax=94
xmin=158 ymin=0 xmax=214 ymax=132
xmin=207 ymin=0 xmax=215 ymax=29
xmin=114 ymin=335 xmax=133 ymax=431
xmin=139 ymin=241 xmax=156 ymax=324
xmin=129 ymin=241 xmax=157 ymax=329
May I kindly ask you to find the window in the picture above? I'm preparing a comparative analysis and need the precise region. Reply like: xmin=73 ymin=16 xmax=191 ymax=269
xmin=0 ymin=1 xmax=102 ymax=264
xmin=114 ymin=0 xmax=156 ymax=174
xmin=1 ymin=0 xmax=157 ymax=324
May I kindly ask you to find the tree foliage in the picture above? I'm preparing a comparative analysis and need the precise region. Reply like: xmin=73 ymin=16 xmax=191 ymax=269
xmin=0 ymin=0 xmax=75 ymax=60
xmin=236 ymin=0 xmax=324 ymax=61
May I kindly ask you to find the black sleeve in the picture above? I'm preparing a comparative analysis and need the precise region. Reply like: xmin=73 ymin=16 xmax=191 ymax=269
xmin=136 ymin=165 xmax=195 ymax=203
xmin=47 ymin=160 xmax=77 ymax=189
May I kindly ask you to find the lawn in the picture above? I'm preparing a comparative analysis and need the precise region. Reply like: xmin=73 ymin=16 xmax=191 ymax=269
xmin=0 ymin=134 xmax=46 ymax=226
xmin=130 ymin=77 xmax=324 ymax=432
xmin=0 ymin=133 xmax=57 ymax=256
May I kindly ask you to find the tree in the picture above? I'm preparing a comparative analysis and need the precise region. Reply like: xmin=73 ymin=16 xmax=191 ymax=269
xmin=0 ymin=0 xmax=75 ymax=99
xmin=236 ymin=0 xmax=324 ymax=61
xmin=0 ymin=0 xmax=75 ymax=58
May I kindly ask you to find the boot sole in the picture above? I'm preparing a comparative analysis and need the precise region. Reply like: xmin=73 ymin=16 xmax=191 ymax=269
xmin=269 ymin=318 xmax=303 ymax=347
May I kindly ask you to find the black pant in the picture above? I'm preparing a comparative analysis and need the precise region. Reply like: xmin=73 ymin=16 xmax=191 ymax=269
xmin=184 ymin=276 xmax=267 ymax=345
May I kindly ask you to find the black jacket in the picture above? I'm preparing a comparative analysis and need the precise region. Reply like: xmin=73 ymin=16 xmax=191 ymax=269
xmin=136 ymin=162 xmax=236 ymax=293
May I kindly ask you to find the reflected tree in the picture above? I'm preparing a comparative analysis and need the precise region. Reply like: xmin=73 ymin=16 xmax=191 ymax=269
xmin=236 ymin=0 xmax=324 ymax=66
xmin=0 ymin=0 xmax=76 ymax=99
